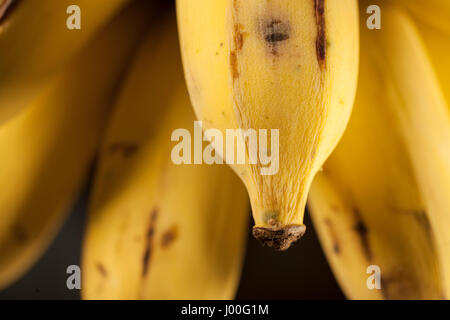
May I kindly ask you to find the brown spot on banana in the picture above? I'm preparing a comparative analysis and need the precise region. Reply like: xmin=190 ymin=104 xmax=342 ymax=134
xmin=0 ymin=0 xmax=17 ymax=24
xmin=161 ymin=225 xmax=178 ymax=249
xmin=262 ymin=19 xmax=290 ymax=56
xmin=230 ymin=51 xmax=239 ymax=80
xmin=230 ymin=0 xmax=245 ymax=81
xmin=142 ymin=208 xmax=158 ymax=277
xmin=352 ymin=208 xmax=372 ymax=261
xmin=314 ymin=0 xmax=326 ymax=70
xmin=12 ymin=224 xmax=28 ymax=243
xmin=234 ymin=23 xmax=245 ymax=51
xmin=96 ymin=263 xmax=108 ymax=277
xmin=264 ymin=20 xmax=290 ymax=43
xmin=252 ymin=225 xmax=306 ymax=251
xmin=230 ymin=24 xmax=245 ymax=80
xmin=324 ymin=218 xmax=340 ymax=254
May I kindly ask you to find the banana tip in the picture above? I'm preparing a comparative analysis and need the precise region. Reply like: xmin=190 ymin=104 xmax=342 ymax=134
xmin=252 ymin=225 xmax=306 ymax=251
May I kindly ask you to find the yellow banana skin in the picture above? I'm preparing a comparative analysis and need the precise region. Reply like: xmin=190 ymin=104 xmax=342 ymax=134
xmin=0 ymin=1 xmax=152 ymax=290
xmin=309 ymin=2 xmax=450 ymax=299
xmin=396 ymin=1 xmax=450 ymax=109
xmin=82 ymin=18 xmax=249 ymax=300
xmin=397 ymin=0 xmax=450 ymax=36
xmin=177 ymin=0 xmax=359 ymax=250
xmin=0 ymin=0 xmax=130 ymax=123
xmin=416 ymin=24 xmax=450 ymax=108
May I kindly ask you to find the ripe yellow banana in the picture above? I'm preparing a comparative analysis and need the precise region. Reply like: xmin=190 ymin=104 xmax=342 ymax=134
xmin=0 ymin=1 xmax=153 ymax=290
xmin=396 ymin=0 xmax=450 ymax=36
xmin=0 ymin=0 xmax=130 ymax=123
xmin=82 ymin=17 xmax=249 ymax=300
xmin=309 ymin=2 xmax=450 ymax=299
xmin=396 ymin=2 xmax=450 ymax=109
xmin=176 ymin=0 xmax=359 ymax=250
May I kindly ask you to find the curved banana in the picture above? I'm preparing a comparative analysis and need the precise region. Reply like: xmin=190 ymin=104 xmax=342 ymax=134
xmin=82 ymin=17 xmax=249 ymax=300
xmin=0 ymin=0 xmax=130 ymax=123
xmin=396 ymin=0 xmax=450 ymax=36
xmin=176 ymin=0 xmax=359 ymax=250
xmin=396 ymin=2 xmax=450 ymax=109
xmin=309 ymin=2 xmax=450 ymax=299
xmin=0 ymin=1 xmax=152 ymax=290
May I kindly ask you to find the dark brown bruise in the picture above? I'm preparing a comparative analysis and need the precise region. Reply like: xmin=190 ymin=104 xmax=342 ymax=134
xmin=230 ymin=23 xmax=245 ymax=80
xmin=230 ymin=51 xmax=239 ymax=80
xmin=262 ymin=19 xmax=291 ymax=56
xmin=234 ymin=24 xmax=244 ymax=51
xmin=96 ymin=263 xmax=108 ymax=277
xmin=230 ymin=0 xmax=243 ymax=80
xmin=352 ymin=208 xmax=372 ymax=261
xmin=161 ymin=225 xmax=178 ymax=249
xmin=142 ymin=208 xmax=158 ymax=277
xmin=314 ymin=0 xmax=326 ymax=69
xmin=264 ymin=20 xmax=290 ymax=43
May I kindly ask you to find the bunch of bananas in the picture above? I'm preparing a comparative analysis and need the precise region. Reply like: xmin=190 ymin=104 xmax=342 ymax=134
xmin=0 ymin=0 xmax=448 ymax=300
xmin=308 ymin=0 xmax=450 ymax=299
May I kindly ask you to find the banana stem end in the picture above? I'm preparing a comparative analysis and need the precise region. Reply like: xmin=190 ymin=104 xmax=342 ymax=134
xmin=252 ymin=225 xmax=306 ymax=251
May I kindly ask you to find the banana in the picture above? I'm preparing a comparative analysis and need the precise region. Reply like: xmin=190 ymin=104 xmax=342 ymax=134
xmin=395 ymin=1 xmax=450 ymax=109
xmin=308 ymin=2 xmax=450 ymax=299
xmin=176 ymin=0 xmax=359 ymax=250
xmin=415 ymin=24 xmax=450 ymax=108
xmin=0 ymin=1 xmax=153 ymax=290
xmin=0 ymin=0 xmax=130 ymax=123
xmin=396 ymin=0 xmax=450 ymax=36
xmin=82 ymin=17 xmax=249 ymax=300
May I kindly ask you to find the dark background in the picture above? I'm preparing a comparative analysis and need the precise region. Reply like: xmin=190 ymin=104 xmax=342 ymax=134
xmin=0 ymin=187 xmax=345 ymax=300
